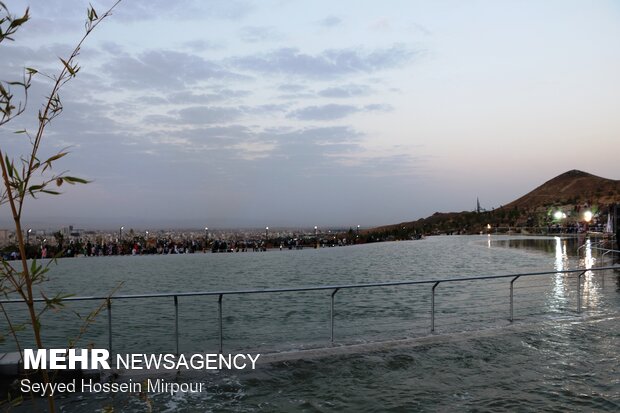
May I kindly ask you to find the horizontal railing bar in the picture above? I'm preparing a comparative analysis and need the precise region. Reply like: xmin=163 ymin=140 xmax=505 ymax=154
xmin=590 ymin=247 xmax=620 ymax=253
xmin=1 ymin=266 xmax=618 ymax=304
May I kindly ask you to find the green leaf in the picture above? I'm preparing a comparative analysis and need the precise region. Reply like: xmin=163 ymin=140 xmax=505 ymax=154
xmin=5 ymin=155 xmax=13 ymax=178
xmin=88 ymin=5 xmax=98 ymax=21
xmin=63 ymin=176 xmax=89 ymax=184
xmin=60 ymin=58 xmax=76 ymax=76
xmin=29 ymin=257 xmax=38 ymax=277
xmin=45 ymin=152 xmax=68 ymax=163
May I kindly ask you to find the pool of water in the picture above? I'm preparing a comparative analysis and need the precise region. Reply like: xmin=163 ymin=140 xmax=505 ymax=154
xmin=2 ymin=235 xmax=619 ymax=411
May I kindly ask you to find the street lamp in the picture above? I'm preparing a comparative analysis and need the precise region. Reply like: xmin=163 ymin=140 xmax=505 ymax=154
xmin=27 ymin=228 xmax=32 ymax=245
xmin=583 ymin=210 xmax=593 ymax=232
xmin=265 ymin=226 xmax=269 ymax=246
xmin=314 ymin=225 xmax=319 ymax=248
xmin=356 ymin=225 xmax=360 ymax=238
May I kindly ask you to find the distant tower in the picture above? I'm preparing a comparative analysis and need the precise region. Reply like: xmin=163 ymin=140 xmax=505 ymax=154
xmin=476 ymin=197 xmax=481 ymax=214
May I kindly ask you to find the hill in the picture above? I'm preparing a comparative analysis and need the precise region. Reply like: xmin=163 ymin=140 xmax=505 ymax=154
xmin=504 ymin=169 xmax=620 ymax=210
xmin=369 ymin=170 xmax=620 ymax=237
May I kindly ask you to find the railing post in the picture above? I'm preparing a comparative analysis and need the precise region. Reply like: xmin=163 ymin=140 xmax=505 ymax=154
xmin=431 ymin=282 xmax=440 ymax=332
xmin=509 ymin=275 xmax=520 ymax=322
xmin=218 ymin=294 xmax=223 ymax=353
xmin=577 ymin=271 xmax=581 ymax=313
xmin=174 ymin=295 xmax=179 ymax=355
xmin=330 ymin=288 xmax=339 ymax=343
xmin=106 ymin=298 xmax=112 ymax=355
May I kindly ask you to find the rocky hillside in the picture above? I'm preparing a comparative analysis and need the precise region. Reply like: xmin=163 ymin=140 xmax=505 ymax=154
xmin=369 ymin=170 xmax=620 ymax=237
xmin=504 ymin=170 xmax=620 ymax=210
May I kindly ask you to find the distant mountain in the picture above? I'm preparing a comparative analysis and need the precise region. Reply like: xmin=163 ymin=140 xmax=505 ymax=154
xmin=370 ymin=170 xmax=620 ymax=236
xmin=504 ymin=169 xmax=620 ymax=210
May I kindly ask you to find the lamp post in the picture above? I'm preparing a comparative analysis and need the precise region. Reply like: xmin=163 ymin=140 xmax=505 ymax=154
xmin=314 ymin=226 xmax=318 ymax=248
xmin=26 ymin=228 xmax=32 ymax=245
xmin=356 ymin=225 xmax=360 ymax=238
xmin=265 ymin=226 xmax=269 ymax=250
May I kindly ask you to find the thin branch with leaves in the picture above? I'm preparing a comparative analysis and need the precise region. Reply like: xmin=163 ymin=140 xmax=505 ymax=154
xmin=0 ymin=2 xmax=122 ymax=412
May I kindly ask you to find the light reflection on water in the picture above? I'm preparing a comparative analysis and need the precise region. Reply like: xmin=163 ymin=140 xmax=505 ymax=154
xmin=553 ymin=237 xmax=567 ymax=302
xmin=581 ymin=238 xmax=601 ymax=309
xmin=3 ymin=235 xmax=619 ymax=412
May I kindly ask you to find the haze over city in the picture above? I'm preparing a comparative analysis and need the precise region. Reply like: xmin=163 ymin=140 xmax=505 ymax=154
xmin=1 ymin=0 xmax=618 ymax=230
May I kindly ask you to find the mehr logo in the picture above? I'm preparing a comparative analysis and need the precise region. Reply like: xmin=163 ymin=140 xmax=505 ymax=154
xmin=23 ymin=349 xmax=110 ymax=370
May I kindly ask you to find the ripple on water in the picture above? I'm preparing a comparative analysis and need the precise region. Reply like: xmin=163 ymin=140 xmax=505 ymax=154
xmin=4 ymin=236 xmax=619 ymax=411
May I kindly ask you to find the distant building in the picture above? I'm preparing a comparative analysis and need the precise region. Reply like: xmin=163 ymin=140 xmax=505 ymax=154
xmin=0 ymin=229 xmax=9 ymax=246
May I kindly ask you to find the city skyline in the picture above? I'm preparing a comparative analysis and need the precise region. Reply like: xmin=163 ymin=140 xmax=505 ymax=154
xmin=1 ymin=0 xmax=619 ymax=229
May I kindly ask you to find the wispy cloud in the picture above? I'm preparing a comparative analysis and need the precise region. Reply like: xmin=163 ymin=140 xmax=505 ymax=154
xmin=102 ymin=50 xmax=244 ymax=90
xmin=239 ymin=26 xmax=283 ymax=43
xmin=231 ymin=45 xmax=415 ymax=78
xmin=287 ymin=104 xmax=359 ymax=121
xmin=288 ymin=103 xmax=391 ymax=121
xmin=319 ymin=84 xmax=371 ymax=98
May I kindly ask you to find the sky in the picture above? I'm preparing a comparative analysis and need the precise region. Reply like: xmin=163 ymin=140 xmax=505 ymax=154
xmin=1 ymin=0 xmax=619 ymax=230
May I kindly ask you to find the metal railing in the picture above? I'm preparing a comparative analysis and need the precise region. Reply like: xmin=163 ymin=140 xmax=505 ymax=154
xmin=577 ymin=240 xmax=606 ymax=253
xmin=1 ymin=266 xmax=618 ymax=355
xmin=590 ymin=247 xmax=620 ymax=259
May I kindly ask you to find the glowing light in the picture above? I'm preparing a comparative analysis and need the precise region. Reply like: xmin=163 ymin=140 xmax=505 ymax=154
xmin=553 ymin=211 xmax=564 ymax=220
xmin=583 ymin=211 xmax=593 ymax=222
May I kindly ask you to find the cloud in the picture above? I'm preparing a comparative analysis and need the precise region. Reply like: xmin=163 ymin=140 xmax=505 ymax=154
xmin=112 ymin=0 xmax=254 ymax=22
xmin=287 ymin=103 xmax=391 ymax=121
xmin=363 ymin=103 xmax=393 ymax=112
xmin=168 ymin=89 xmax=251 ymax=104
xmin=287 ymin=104 xmax=359 ymax=121
xmin=318 ymin=16 xmax=342 ymax=28
xmin=99 ymin=41 xmax=125 ymax=56
xmin=182 ymin=39 xmax=223 ymax=52
xmin=231 ymin=44 xmax=415 ymax=78
xmin=319 ymin=84 xmax=371 ymax=98
xmin=0 ymin=43 xmax=74 ymax=73
xmin=278 ymin=84 xmax=306 ymax=92
xmin=101 ymin=50 xmax=243 ymax=90
xmin=242 ymin=103 xmax=290 ymax=115
xmin=239 ymin=26 xmax=283 ymax=43
xmin=274 ymin=126 xmax=361 ymax=145
xmin=176 ymin=106 xmax=246 ymax=125
xmin=143 ymin=106 xmax=244 ymax=126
